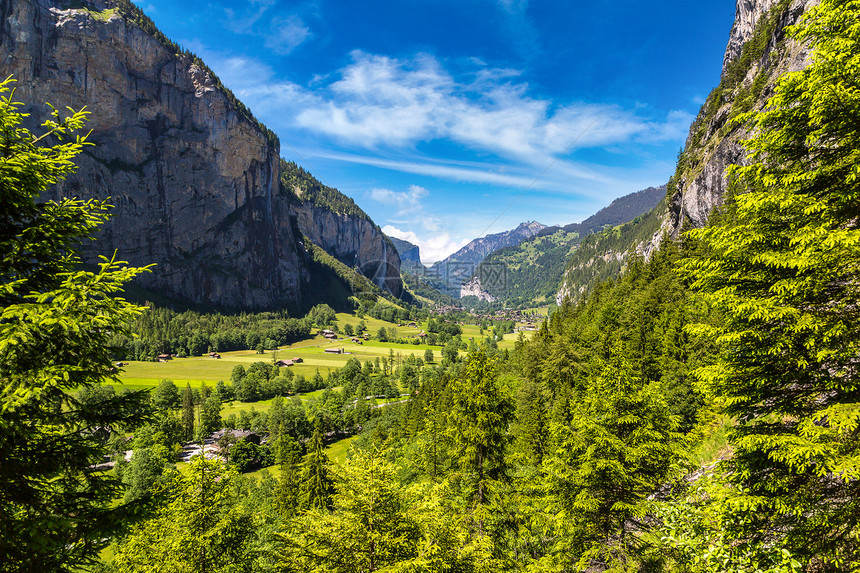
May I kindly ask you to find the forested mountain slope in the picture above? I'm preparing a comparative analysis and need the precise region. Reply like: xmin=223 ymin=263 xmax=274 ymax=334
xmin=464 ymin=185 xmax=664 ymax=307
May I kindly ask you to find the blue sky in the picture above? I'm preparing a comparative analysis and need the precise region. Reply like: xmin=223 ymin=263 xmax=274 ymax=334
xmin=136 ymin=0 xmax=736 ymax=263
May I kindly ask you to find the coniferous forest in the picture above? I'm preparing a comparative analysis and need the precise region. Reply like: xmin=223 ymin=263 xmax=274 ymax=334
xmin=1 ymin=0 xmax=860 ymax=571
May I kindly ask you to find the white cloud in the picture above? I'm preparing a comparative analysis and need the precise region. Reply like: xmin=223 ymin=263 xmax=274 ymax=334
xmin=266 ymin=15 xmax=312 ymax=54
xmin=383 ymin=225 xmax=469 ymax=264
xmin=191 ymin=46 xmax=688 ymax=196
xmin=222 ymin=2 xmax=312 ymax=55
xmin=368 ymin=184 xmax=428 ymax=215
xmin=315 ymin=151 xmax=618 ymax=197
xmin=286 ymin=51 xmax=688 ymax=166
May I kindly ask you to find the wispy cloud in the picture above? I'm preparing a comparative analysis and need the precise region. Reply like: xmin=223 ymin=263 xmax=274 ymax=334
xmin=383 ymin=225 xmax=469 ymax=264
xmin=221 ymin=1 xmax=313 ymax=55
xmin=314 ymin=151 xmax=618 ymax=198
xmin=195 ymin=46 xmax=688 ymax=165
xmin=368 ymin=184 xmax=428 ymax=216
xmin=265 ymin=15 xmax=312 ymax=54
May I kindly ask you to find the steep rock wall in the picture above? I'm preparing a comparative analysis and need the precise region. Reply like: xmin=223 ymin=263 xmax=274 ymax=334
xmin=665 ymin=0 xmax=814 ymax=239
xmin=0 ymin=0 xmax=304 ymax=310
xmin=557 ymin=0 xmax=816 ymax=304
xmin=292 ymin=202 xmax=402 ymax=297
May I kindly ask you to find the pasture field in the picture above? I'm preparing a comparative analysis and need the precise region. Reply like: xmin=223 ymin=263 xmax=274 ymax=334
xmin=114 ymin=311 xmax=533 ymax=402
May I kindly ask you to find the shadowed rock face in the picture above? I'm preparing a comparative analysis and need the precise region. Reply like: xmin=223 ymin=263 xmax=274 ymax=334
xmin=292 ymin=202 xmax=403 ymax=298
xmin=0 ymin=0 xmax=403 ymax=309
xmin=0 ymin=0 xmax=303 ymax=310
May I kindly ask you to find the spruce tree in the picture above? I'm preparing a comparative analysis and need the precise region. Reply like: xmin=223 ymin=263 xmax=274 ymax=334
xmin=181 ymin=383 xmax=195 ymax=441
xmin=275 ymin=425 xmax=302 ymax=518
xmin=0 ymin=79 xmax=152 ymax=570
xmin=684 ymin=0 xmax=860 ymax=564
xmin=300 ymin=419 xmax=334 ymax=511
xmin=543 ymin=351 xmax=682 ymax=569
xmin=446 ymin=350 xmax=514 ymax=524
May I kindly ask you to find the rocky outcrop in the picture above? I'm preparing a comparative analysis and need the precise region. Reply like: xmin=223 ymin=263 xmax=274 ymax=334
xmin=557 ymin=0 xmax=816 ymax=305
xmin=665 ymin=0 xmax=813 ymax=240
xmin=0 ymin=0 xmax=302 ymax=309
xmin=460 ymin=277 xmax=496 ymax=303
xmin=724 ymin=0 xmax=791 ymax=74
xmin=0 ymin=0 xmax=404 ymax=310
xmin=292 ymin=202 xmax=402 ymax=297
xmin=388 ymin=237 xmax=421 ymax=264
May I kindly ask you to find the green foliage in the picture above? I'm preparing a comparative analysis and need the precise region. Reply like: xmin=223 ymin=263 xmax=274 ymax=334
xmin=683 ymin=0 xmax=860 ymax=565
xmin=301 ymin=234 xmax=382 ymax=310
xmin=274 ymin=428 xmax=302 ymax=518
xmin=446 ymin=351 xmax=514 ymax=512
xmin=117 ymin=305 xmax=311 ymax=359
xmin=0 ymin=78 xmax=152 ymax=571
xmin=121 ymin=446 xmax=172 ymax=504
xmin=112 ymin=457 xmax=259 ymax=572
xmin=279 ymin=159 xmax=371 ymax=221
xmin=181 ymin=383 xmax=195 ymax=441
xmin=278 ymin=446 xmax=420 ymax=571
xmin=299 ymin=421 xmax=334 ymax=511
xmin=542 ymin=351 xmax=684 ymax=569
xmin=199 ymin=394 xmax=222 ymax=436
xmin=151 ymin=378 xmax=180 ymax=409
xmin=479 ymin=228 xmax=583 ymax=307
xmin=653 ymin=476 xmax=802 ymax=573
xmin=558 ymin=199 xmax=668 ymax=304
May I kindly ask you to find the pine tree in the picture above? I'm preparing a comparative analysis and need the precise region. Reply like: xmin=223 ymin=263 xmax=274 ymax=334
xmin=446 ymin=350 xmax=514 ymax=527
xmin=542 ymin=351 xmax=682 ymax=570
xmin=278 ymin=447 xmax=422 ymax=572
xmin=112 ymin=458 xmax=257 ymax=572
xmin=181 ymin=383 xmax=195 ymax=441
xmin=0 ymin=78 xmax=152 ymax=570
xmin=299 ymin=420 xmax=333 ymax=511
xmin=683 ymin=0 xmax=860 ymax=564
xmin=275 ymin=426 xmax=302 ymax=518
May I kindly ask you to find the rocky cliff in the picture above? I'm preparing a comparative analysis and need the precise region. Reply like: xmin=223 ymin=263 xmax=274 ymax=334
xmin=292 ymin=202 xmax=402 ymax=297
xmin=664 ymin=0 xmax=813 ymax=239
xmin=0 ymin=0 xmax=402 ymax=310
xmin=557 ymin=0 xmax=815 ymax=304
xmin=459 ymin=276 xmax=496 ymax=303
xmin=388 ymin=237 xmax=421 ymax=264
xmin=279 ymin=160 xmax=402 ymax=298
xmin=0 ymin=0 xmax=300 ymax=309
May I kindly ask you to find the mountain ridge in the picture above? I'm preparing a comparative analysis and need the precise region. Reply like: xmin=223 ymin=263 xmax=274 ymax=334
xmin=462 ymin=185 xmax=665 ymax=307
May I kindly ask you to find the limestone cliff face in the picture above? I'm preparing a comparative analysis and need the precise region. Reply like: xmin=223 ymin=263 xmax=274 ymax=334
xmin=292 ymin=202 xmax=402 ymax=297
xmin=557 ymin=0 xmax=816 ymax=304
xmin=724 ymin=0 xmax=790 ymax=74
xmin=0 ymin=0 xmax=303 ymax=309
xmin=459 ymin=277 xmax=496 ymax=303
xmin=664 ymin=0 xmax=814 ymax=239
xmin=388 ymin=237 xmax=421 ymax=264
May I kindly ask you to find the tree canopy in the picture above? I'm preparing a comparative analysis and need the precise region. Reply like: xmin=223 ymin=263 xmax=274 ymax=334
xmin=683 ymin=0 xmax=860 ymax=563
xmin=0 ymin=78 xmax=152 ymax=571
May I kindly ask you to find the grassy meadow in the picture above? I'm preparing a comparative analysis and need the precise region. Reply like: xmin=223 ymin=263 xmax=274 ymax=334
xmin=112 ymin=311 xmax=534 ymax=421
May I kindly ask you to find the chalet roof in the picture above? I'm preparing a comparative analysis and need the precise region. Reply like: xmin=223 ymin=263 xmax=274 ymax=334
xmin=211 ymin=428 xmax=258 ymax=441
